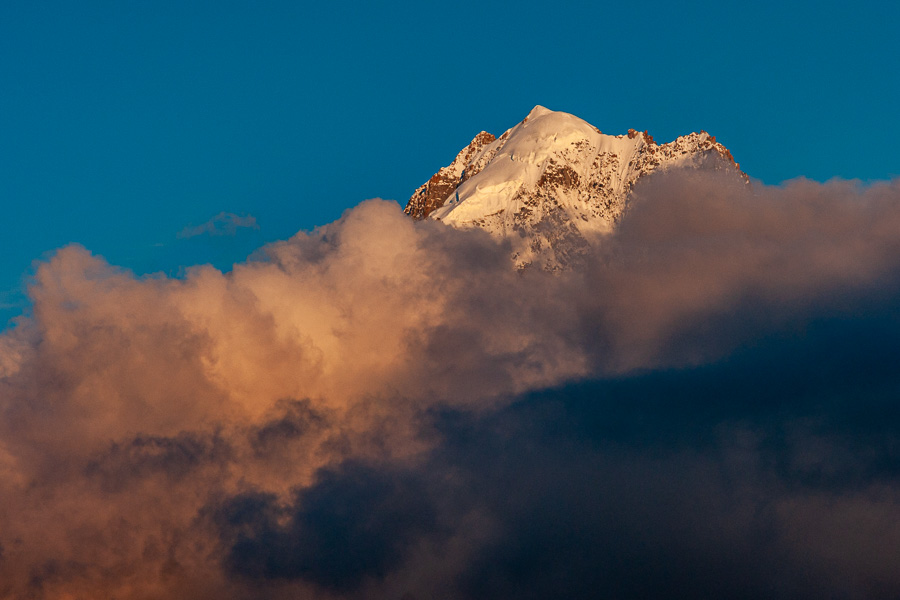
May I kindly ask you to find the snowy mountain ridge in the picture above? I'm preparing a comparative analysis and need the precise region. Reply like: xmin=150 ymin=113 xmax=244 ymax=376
xmin=405 ymin=105 xmax=745 ymax=269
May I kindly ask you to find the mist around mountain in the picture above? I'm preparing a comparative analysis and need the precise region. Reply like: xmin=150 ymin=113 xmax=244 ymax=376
xmin=2 ymin=110 xmax=900 ymax=599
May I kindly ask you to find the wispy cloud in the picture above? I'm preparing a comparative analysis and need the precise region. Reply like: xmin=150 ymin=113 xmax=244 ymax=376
xmin=0 ymin=289 xmax=26 ymax=311
xmin=177 ymin=212 xmax=259 ymax=239
xmin=0 ymin=289 xmax=28 ymax=329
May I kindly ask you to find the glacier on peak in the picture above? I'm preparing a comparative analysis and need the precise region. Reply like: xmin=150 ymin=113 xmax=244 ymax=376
xmin=405 ymin=106 xmax=746 ymax=270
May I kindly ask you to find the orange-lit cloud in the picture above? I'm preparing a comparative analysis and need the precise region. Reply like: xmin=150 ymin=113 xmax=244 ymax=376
xmin=3 ymin=173 xmax=900 ymax=598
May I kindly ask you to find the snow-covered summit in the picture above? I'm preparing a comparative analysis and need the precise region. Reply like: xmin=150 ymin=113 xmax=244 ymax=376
xmin=405 ymin=106 xmax=745 ymax=269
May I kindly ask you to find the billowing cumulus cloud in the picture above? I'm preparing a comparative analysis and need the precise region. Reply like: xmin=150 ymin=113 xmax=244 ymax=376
xmin=2 ymin=171 xmax=900 ymax=598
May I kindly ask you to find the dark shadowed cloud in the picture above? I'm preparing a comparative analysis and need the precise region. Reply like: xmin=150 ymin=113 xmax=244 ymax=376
xmin=2 ymin=171 xmax=900 ymax=598
xmin=216 ymin=461 xmax=440 ymax=591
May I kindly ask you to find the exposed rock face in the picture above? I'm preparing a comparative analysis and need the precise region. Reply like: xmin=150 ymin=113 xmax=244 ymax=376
xmin=404 ymin=131 xmax=496 ymax=220
xmin=405 ymin=106 xmax=746 ymax=270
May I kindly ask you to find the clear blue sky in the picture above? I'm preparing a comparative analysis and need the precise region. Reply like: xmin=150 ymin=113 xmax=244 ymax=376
xmin=2 ymin=0 xmax=898 ymax=325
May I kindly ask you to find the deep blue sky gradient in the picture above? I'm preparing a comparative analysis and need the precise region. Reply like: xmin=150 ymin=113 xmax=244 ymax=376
xmin=2 ymin=0 xmax=898 ymax=325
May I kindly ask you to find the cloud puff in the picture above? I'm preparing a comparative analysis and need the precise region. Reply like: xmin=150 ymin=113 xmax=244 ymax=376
xmin=177 ymin=212 xmax=260 ymax=238
xmin=2 ymin=172 xmax=900 ymax=598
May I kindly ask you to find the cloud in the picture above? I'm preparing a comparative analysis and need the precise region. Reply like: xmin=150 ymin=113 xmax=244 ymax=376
xmin=215 ymin=461 xmax=440 ymax=592
xmin=2 ymin=173 xmax=900 ymax=598
xmin=177 ymin=212 xmax=260 ymax=239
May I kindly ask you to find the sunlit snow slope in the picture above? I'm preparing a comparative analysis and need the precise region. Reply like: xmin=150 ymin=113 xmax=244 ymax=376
xmin=406 ymin=106 xmax=745 ymax=269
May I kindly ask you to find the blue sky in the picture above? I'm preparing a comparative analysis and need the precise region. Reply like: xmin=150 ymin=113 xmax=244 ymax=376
xmin=2 ymin=0 xmax=898 ymax=325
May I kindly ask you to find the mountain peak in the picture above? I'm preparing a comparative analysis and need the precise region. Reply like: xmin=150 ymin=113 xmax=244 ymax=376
xmin=406 ymin=108 xmax=745 ymax=270
xmin=525 ymin=104 xmax=554 ymax=120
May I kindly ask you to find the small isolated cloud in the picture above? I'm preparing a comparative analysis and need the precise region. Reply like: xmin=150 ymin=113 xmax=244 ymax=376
xmin=178 ymin=212 xmax=259 ymax=239
xmin=0 ymin=289 xmax=26 ymax=311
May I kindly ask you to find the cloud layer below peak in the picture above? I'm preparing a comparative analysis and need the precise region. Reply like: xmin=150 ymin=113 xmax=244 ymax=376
xmin=3 ymin=171 xmax=900 ymax=599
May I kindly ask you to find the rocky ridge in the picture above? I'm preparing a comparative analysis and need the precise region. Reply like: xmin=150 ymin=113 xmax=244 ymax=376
xmin=405 ymin=106 xmax=746 ymax=270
